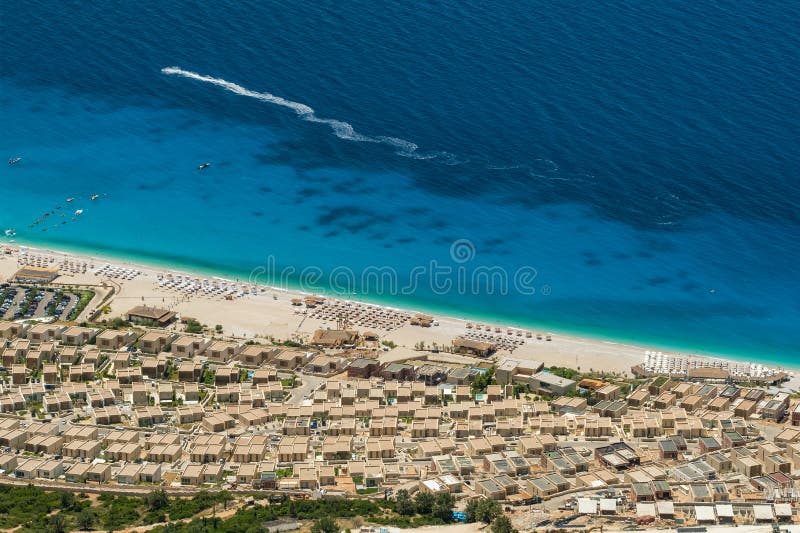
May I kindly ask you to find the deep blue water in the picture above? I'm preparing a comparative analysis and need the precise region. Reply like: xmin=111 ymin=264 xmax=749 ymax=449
xmin=1 ymin=1 xmax=799 ymax=363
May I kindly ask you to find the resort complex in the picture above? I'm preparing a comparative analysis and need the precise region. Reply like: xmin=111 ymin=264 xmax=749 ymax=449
xmin=0 ymin=248 xmax=799 ymax=532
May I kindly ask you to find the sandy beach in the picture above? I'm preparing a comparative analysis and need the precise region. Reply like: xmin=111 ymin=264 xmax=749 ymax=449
xmin=1 ymin=243 xmax=797 ymax=382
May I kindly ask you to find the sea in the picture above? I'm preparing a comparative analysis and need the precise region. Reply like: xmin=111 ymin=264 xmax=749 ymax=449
xmin=1 ymin=1 xmax=799 ymax=364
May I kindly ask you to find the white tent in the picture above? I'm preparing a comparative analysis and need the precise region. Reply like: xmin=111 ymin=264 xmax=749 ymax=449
xmin=774 ymin=503 xmax=793 ymax=519
xmin=695 ymin=505 xmax=716 ymax=524
xmin=657 ymin=501 xmax=675 ymax=518
xmin=600 ymin=498 xmax=617 ymax=515
xmin=577 ymin=498 xmax=598 ymax=515
xmin=636 ymin=503 xmax=656 ymax=518
xmin=753 ymin=504 xmax=775 ymax=522
xmin=715 ymin=504 xmax=734 ymax=521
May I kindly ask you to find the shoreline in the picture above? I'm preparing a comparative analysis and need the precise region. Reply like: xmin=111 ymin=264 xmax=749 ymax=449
xmin=2 ymin=237 xmax=798 ymax=378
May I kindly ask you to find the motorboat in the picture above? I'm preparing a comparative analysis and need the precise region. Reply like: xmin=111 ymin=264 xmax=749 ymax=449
xmin=8 ymin=157 xmax=21 ymax=165
xmin=198 ymin=162 xmax=211 ymax=170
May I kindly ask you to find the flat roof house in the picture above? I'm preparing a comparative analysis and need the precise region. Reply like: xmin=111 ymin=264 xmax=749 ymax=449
xmin=87 ymin=463 xmax=112 ymax=483
xmin=28 ymin=324 xmax=65 ymax=343
xmin=61 ymin=326 xmax=99 ymax=346
xmin=529 ymin=371 xmax=576 ymax=396
xmin=205 ymin=341 xmax=243 ymax=363
xmin=172 ymin=336 xmax=211 ymax=357
xmin=239 ymin=345 xmax=280 ymax=367
xmin=178 ymin=361 xmax=203 ymax=382
xmin=140 ymin=463 xmax=162 ymax=483
xmin=96 ymin=330 xmax=137 ymax=350
xmin=347 ymin=358 xmax=381 ymax=379
xmin=139 ymin=331 xmax=174 ymax=354
xmin=117 ymin=463 xmax=142 ymax=485
xmin=65 ymin=462 xmax=92 ymax=483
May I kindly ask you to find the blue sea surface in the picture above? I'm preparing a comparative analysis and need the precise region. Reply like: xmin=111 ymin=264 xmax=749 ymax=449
xmin=1 ymin=1 xmax=799 ymax=363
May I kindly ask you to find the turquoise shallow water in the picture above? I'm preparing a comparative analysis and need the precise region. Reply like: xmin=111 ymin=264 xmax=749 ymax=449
xmin=1 ymin=1 xmax=799 ymax=365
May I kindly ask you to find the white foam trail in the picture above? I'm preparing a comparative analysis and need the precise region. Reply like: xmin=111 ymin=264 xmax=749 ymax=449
xmin=161 ymin=66 xmax=454 ymax=161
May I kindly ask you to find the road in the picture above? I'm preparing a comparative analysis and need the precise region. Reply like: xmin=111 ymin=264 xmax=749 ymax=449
xmin=286 ymin=372 xmax=326 ymax=405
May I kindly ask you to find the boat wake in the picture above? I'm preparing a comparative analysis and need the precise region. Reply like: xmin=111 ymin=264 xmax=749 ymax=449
xmin=161 ymin=66 xmax=455 ymax=162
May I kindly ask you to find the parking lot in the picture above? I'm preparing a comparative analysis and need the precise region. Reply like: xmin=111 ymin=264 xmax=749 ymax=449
xmin=0 ymin=284 xmax=79 ymax=320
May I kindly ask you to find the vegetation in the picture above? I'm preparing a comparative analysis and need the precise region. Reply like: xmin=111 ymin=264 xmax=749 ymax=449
xmin=651 ymin=375 xmax=669 ymax=387
xmin=465 ymin=498 xmax=503 ymax=524
xmin=148 ymin=492 xmax=459 ymax=532
xmin=311 ymin=516 xmax=339 ymax=533
xmin=185 ymin=319 xmax=204 ymax=334
xmin=413 ymin=491 xmax=434 ymax=515
xmin=201 ymin=367 xmax=216 ymax=386
xmin=68 ymin=290 xmax=95 ymax=321
xmin=0 ymin=485 xmax=232 ymax=532
xmin=102 ymin=316 xmax=132 ymax=329
xmin=381 ymin=340 xmax=397 ymax=349
xmin=394 ymin=489 xmax=415 ymax=516
xmin=77 ymin=507 xmax=96 ymax=530
xmin=151 ymin=498 xmax=393 ymax=532
xmin=491 ymin=514 xmax=518 ymax=533
xmin=276 ymin=467 xmax=294 ymax=478
xmin=48 ymin=513 xmax=67 ymax=533
xmin=165 ymin=360 xmax=178 ymax=380
xmin=0 ymin=485 xmax=78 ymax=532
xmin=548 ymin=366 xmax=581 ymax=381
xmin=431 ymin=492 xmax=456 ymax=523
xmin=374 ymin=489 xmax=456 ymax=526
xmin=0 ymin=485 xmax=460 ymax=533
xmin=279 ymin=339 xmax=303 ymax=347
xmin=511 ymin=382 xmax=532 ymax=399
xmin=471 ymin=365 xmax=496 ymax=394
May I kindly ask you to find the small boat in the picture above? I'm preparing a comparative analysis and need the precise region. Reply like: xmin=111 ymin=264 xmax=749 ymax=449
xmin=198 ymin=162 xmax=211 ymax=170
xmin=75 ymin=209 xmax=84 ymax=216
xmin=90 ymin=194 xmax=99 ymax=200
xmin=66 ymin=198 xmax=74 ymax=202
xmin=8 ymin=157 xmax=22 ymax=165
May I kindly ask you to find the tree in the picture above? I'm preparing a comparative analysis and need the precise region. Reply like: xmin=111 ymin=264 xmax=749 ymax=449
xmin=466 ymin=498 xmax=502 ymax=524
xmin=78 ymin=508 xmax=96 ymax=530
xmin=310 ymin=516 xmax=339 ymax=533
xmin=414 ymin=491 xmax=434 ymax=515
xmin=511 ymin=383 xmax=531 ymax=399
xmin=394 ymin=489 xmax=415 ymax=516
xmin=432 ymin=492 xmax=455 ymax=523
xmin=187 ymin=522 xmax=208 ymax=533
xmin=471 ymin=366 xmax=496 ymax=394
xmin=491 ymin=515 xmax=518 ymax=533
xmin=60 ymin=491 xmax=76 ymax=510
xmin=185 ymin=319 xmax=203 ymax=334
xmin=465 ymin=498 xmax=481 ymax=522
xmin=48 ymin=513 xmax=67 ymax=533
xmin=145 ymin=488 xmax=169 ymax=511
